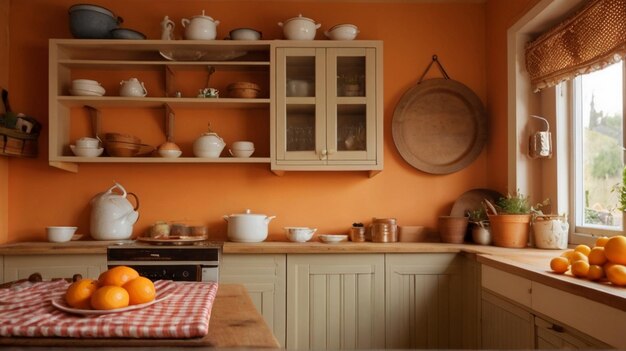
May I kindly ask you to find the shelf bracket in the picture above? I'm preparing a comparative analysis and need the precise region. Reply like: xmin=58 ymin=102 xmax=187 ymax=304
xmin=164 ymin=103 xmax=175 ymax=142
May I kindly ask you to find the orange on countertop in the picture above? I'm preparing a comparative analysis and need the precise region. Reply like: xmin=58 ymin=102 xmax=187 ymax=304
xmin=98 ymin=266 xmax=139 ymax=287
xmin=123 ymin=276 xmax=156 ymax=305
xmin=90 ymin=285 xmax=130 ymax=310
xmin=65 ymin=278 xmax=98 ymax=309
xmin=604 ymin=235 xmax=626 ymax=265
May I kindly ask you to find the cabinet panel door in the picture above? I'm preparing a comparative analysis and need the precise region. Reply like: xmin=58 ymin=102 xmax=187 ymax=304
xmin=534 ymin=316 xmax=606 ymax=349
xmin=3 ymin=254 xmax=107 ymax=282
xmin=287 ymin=254 xmax=385 ymax=350
xmin=481 ymin=290 xmax=534 ymax=349
xmin=220 ymin=254 xmax=286 ymax=347
xmin=385 ymin=253 xmax=464 ymax=349
xmin=326 ymin=48 xmax=377 ymax=163
xmin=276 ymin=48 xmax=326 ymax=163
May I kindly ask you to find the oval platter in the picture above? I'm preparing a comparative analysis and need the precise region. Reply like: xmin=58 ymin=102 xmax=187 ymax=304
xmin=392 ymin=78 xmax=487 ymax=174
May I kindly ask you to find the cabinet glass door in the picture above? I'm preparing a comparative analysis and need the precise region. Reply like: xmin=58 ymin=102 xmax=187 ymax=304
xmin=276 ymin=48 xmax=325 ymax=162
xmin=326 ymin=48 xmax=376 ymax=163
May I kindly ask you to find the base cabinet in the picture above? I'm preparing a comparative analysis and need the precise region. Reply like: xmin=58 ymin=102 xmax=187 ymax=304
xmin=535 ymin=316 xmax=606 ymax=349
xmin=287 ymin=254 xmax=385 ymax=350
xmin=385 ymin=253 xmax=470 ymax=349
xmin=219 ymin=254 xmax=286 ymax=347
xmin=481 ymin=290 xmax=535 ymax=349
xmin=2 ymin=254 xmax=107 ymax=282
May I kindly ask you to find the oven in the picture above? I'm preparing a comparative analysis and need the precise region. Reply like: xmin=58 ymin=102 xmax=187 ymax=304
xmin=107 ymin=241 xmax=221 ymax=282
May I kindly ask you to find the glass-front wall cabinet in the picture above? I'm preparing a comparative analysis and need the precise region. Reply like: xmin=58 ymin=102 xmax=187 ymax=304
xmin=275 ymin=45 xmax=379 ymax=170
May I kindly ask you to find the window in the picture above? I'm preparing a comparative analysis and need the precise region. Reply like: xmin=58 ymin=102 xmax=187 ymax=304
xmin=571 ymin=61 xmax=625 ymax=237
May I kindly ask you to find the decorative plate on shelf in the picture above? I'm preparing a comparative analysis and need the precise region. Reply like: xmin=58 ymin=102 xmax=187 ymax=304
xmin=51 ymin=287 xmax=174 ymax=316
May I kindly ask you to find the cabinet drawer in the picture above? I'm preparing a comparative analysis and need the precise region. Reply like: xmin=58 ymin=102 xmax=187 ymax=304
xmin=481 ymin=265 xmax=531 ymax=308
xmin=532 ymin=282 xmax=624 ymax=348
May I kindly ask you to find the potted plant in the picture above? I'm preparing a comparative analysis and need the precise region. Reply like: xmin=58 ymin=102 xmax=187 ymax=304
xmin=467 ymin=208 xmax=491 ymax=245
xmin=484 ymin=191 xmax=532 ymax=248
xmin=612 ymin=165 xmax=626 ymax=211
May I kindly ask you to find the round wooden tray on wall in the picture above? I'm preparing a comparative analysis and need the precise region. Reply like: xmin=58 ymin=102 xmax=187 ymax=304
xmin=392 ymin=78 xmax=487 ymax=174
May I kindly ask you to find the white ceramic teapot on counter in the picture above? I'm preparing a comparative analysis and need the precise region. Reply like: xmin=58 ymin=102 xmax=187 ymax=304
xmin=193 ymin=124 xmax=225 ymax=158
xmin=181 ymin=10 xmax=220 ymax=40
xmin=90 ymin=182 xmax=139 ymax=240
xmin=119 ymin=78 xmax=147 ymax=97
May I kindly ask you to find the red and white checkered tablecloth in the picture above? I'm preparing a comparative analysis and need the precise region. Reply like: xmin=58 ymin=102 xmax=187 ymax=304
xmin=0 ymin=279 xmax=218 ymax=339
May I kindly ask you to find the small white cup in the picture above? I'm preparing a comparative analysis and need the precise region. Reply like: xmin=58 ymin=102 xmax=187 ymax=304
xmin=231 ymin=141 xmax=254 ymax=150
xmin=46 ymin=226 xmax=78 ymax=243
xmin=229 ymin=149 xmax=254 ymax=158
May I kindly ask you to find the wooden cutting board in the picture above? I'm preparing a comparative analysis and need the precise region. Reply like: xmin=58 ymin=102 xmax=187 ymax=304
xmin=392 ymin=78 xmax=487 ymax=174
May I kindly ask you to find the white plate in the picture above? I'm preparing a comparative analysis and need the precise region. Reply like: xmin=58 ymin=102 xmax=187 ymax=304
xmin=319 ymin=234 xmax=348 ymax=244
xmin=51 ymin=287 xmax=173 ymax=316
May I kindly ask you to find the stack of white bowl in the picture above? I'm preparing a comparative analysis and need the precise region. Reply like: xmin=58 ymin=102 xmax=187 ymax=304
xmin=229 ymin=141 xmax=255 ymax=158
xmin=70 ymin=137 xmax=103 ymax=157
xmin=70 ymin=79 xmax=106 ymax=96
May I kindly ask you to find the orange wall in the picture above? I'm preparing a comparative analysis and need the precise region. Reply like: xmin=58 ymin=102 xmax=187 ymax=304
xmin=5 ymin=0 xmax=529 ymax=243
xmin=0 ymin=0 xmax=8 ymax=243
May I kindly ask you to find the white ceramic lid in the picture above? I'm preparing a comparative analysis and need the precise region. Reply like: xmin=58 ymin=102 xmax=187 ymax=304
xmin=283 ymin=14 xmax=316 ymax=24
xmin=228 ymin=209 xmax=268 ymax=218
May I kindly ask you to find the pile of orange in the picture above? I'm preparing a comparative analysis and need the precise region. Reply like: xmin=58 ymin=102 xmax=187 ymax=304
xmin=549 ymin=235 xmax=626 ymax=287
xmin=65 ymin=266 xmax=156 ymax=310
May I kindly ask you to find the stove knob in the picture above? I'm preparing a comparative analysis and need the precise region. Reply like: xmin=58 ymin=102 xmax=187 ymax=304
xmin=182 ymin=271 xmax=190 ymax=278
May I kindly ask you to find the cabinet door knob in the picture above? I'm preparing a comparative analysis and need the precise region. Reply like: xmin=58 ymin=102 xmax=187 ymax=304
xmin=319 ymin=149 xmax=328 ymax=160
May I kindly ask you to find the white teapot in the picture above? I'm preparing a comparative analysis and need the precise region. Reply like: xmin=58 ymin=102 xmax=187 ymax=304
xmin=90 ymin=182 xmax=139 ymax=240
xmin=181 ymin=10 xmax=219 ymax=40
xmin=119 ymin=78 xmax=147 ymax=97
xmin=193 ymin=125 xmax=225 ymax=158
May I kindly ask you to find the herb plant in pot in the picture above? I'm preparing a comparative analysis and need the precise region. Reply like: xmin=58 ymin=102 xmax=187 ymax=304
xmin=484 ymin=192 xmax=532 ymax=248
xmin=467 ymin=208 xmax=491 ymax=245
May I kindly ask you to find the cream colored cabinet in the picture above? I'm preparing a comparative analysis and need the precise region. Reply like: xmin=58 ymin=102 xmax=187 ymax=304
xmin=481 ymin=289 xmax=535 ymax=349
xmin=273 ymin=42 xmax=383 ymax=176
xmin=219 ymin=254 xmax=287 ymax=347
xmin=2 ymin=254 xmax=107 ymax=282
xmin=286 ymin=254 xmax=385 ymax=350
xmin=48 ymin=39 xmax=272 ymax=172
xmin=534 ymin=316 xmax=608 ymax=349
xmin=386 ymin=253 xmax=471 ymax=349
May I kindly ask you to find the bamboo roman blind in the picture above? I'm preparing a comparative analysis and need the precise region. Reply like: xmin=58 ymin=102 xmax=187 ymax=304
xmin=525 ymin=0 xmax=626 ymax=92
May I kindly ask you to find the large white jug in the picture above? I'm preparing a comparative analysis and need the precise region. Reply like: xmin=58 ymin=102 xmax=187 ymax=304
xmin=90 ymin=182 xmax=139 ymax=240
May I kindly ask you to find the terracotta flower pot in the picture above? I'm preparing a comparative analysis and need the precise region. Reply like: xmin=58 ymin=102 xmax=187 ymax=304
xmin=488 ymin=214 xmax=532 ymax=248
xmin=438 ymin=216 xmax=469 ymax=244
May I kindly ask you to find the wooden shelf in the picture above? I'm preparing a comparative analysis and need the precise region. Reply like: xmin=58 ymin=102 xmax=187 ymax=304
xmin=57 ymin=97 xmax=270 ymax=109
xmin=52 ymin=156 xmax=270 ymax=163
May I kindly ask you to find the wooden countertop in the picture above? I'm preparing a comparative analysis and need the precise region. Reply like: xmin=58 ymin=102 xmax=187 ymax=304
xmin=1 ymin=240 xmax=625 ymax=312
xmin=0 ymin=283 xmax=279 ymax=348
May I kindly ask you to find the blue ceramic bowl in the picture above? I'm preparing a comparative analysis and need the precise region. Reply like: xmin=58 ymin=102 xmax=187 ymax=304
xmin=69 ymin=4 xmax=122 ymax=39
xmin=110 ymin=28 xmax=146 ymax=40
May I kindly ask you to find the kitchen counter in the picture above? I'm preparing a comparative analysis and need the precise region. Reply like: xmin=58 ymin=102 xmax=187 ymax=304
xmin=1 ymin=240 xmax=625 ymax=312
xmin=0 ymin=283 xmax=279 ymax=348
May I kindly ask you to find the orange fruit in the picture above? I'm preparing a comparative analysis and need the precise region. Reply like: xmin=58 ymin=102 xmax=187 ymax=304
xmin=605 ymin=264 xmax=626 ymax=286
xmin=574 ymin=244 xmax=591 ymax=256
xmin=65 ymin=278 xmax=98 ymax=309
xmin=595 ymin=236 xmax=610 ymax=247
xmin=550 ymin=257 xmax=569 ymax=274
xmin=123 ymin=277 xmax=156 ymax=305
xmin=98 ymin=266 xmax=139 ymax=287
xmin=568 ymin=251 xmax=588 ymax=264
xmin=90 ymin=285 xmax=129 ymax=310
xmin=571 ymin=260 xmax=590 ymax=278
xmin=587 ymin=265 xmax=604 ymax=281
xmin=588 ymin=246 xmax=607 ymax=266
xmin=604 ymin=235 xmax=626 ymax=265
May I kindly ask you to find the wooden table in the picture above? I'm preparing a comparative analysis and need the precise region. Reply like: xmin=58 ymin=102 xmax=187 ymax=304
xmin=0 ymin=283 xmax=279 ymax=348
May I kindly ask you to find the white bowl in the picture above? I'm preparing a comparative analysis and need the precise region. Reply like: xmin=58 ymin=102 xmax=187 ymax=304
xmin=285 ymin=227 xmax=317 ymax=242
xmin=229 ymin=28 xmax=262 ymax=40
xmin=319 ymin=234 xmax=348 ymax=244
xmin=46 ymin=226 xmax=78 ymax=243
xmin=72 ymin=79 xmax=101 ymax=86
xmin=231 ymin=141 xmax=254 ymax=150
xmin=229 ymin=149 xmax=254 ymax=158
xmin=158 ymin=149 xmax=182 ymax=158
xmin=324 ymin=24 xmax=359 ymax=40
xmin=70 ymin=145 xmax=104 ymax=157
xmin=71 ymin=82 xmax=105 ymax=95
xmin=69 ymin=88 xmax=104 ymax=97
xmin=75 ymin=137 xmax=100 ymax=148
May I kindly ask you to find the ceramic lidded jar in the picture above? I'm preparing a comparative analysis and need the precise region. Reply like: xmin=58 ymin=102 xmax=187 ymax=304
xmin=193 ymin=125 xmax=225 ymax=158
xmin=119 ymin=78 xmax=147 ymax=97
xmin=278 ymin=14 xmax=321 ymax=40
xmin=181 ymin=10 xmax=220 ymax=40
